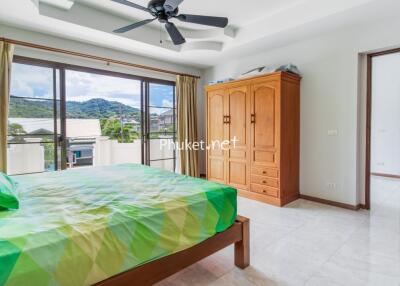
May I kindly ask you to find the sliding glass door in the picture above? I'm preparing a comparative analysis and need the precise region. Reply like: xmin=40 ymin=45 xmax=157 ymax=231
xmin=7 ymin=57 xmax=176 ymax=175
xmin=64 ymin=69 xmax=143 ymax=169
xmin=146 ymin=82 xmax=177 ymax=172
xmin=7 ymin=62 xmax=62 ymax=175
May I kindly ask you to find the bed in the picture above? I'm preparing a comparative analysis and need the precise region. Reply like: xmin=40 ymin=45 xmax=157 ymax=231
xmin=0 ymin=164 xmax=249 ymax=286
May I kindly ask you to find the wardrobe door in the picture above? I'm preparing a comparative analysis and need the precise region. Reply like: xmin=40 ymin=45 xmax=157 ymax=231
xmin=207 ymin=89 xmax=227 ymax=183
xmin=226 ymin=86 xmax=249 ymax=190
xmin=250 ymin=81 xmax=280 ymax=168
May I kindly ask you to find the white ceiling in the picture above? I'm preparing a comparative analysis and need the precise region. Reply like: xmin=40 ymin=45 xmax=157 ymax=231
xmin=82 ymin=0 xmax=305 ymax=29
xmin=0 ymin=0 xmax=399 ymax=69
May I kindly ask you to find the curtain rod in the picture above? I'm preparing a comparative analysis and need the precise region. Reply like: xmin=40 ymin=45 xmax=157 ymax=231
xmin=0 ymin=37 xmax=201 ymax=79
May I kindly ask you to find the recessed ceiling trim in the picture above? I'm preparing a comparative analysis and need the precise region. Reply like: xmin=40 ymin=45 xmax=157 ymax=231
xmin=180 ymin=41 xmax=223 ymax=52
xmin=40 ymin=0 xmax=75 ymax=10
xmin=180 ymin=26 xmax=236 ymax=40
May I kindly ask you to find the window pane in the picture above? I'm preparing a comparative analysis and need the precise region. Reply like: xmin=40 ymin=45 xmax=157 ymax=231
xmin=10 ymin=63 xmax=54 ymax=99
xmin=149 ymin=83 xmax=174 ymax=107
xmin=65 ymin=70 xmax=142 ymax=168
xmin=148 ymin=83 xmax=176 ymax=172
xmin=150 ymin=138 xmax=175 ymax=160
xmin=8 ymin=64 xmax=59 ymax=176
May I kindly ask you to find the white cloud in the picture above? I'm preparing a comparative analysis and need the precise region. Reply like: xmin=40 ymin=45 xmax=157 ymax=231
xmin=11 ymin=63 xmax=53 ymax=98
xmin=66 ymin=70 xmax=142 ymax=108
xmin=162 ymin=99 xmax=173 ymax=108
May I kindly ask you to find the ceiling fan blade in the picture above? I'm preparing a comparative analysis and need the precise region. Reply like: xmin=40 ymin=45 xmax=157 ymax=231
xmin=111 ymin=0 xmax=150 ymax=13
xmin=176 ymin=14 xmax=228 ymax=28
xmin=165 ymin=22 xmax=186 ymax=45
xmin=164 ymin=0 xmax=184 ymax=12
xmin=114 ymin=18 xmax=155 ymax=33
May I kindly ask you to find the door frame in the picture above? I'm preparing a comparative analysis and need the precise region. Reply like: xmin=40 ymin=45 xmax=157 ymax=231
xmin=365 ymin=47 xmax=400 ymax=210
xmin=12 ymin=55 xmax=176 ymax=172
xmin=143 ymin=81 xmax=177 ymax=171
xmin=9 ymin=57 xmax=64 ymax=173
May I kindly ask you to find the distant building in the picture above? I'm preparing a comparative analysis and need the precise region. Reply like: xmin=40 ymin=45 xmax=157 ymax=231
xmin=159 ymin=109 xmax=174 ymax=126
xmin=150 ymin=109 xmax=175 ymax=132
xmin=122 ymin=118 xmax=140 ymax=132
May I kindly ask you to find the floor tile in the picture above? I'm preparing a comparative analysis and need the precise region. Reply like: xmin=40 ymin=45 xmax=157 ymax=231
xmin=305 ymin=261 xmax=400 ymax=286
xmin=158 ymin=176 xmax=400 ymax=285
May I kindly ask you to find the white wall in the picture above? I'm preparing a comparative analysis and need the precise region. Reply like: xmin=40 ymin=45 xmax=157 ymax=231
xmin=371 ymin=53 xmax=400 ymax=175
xmin=94 ymin=137 xmax=142 ymax=166
xmin=94 ymin=137 xmax=176 ymax=171
xmin=7 ymin=142 xmax=45 ymax=175
xmin=203 ymin=17 xmax=400 ymax=205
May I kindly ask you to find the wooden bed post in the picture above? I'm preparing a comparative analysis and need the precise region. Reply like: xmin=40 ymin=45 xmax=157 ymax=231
xmin=234 ymin=215 xmax=250 ymax=269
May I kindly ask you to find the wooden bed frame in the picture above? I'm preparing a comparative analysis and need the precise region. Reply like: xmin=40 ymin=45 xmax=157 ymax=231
xmin=95 ymin=216 xmax=250 ymax=286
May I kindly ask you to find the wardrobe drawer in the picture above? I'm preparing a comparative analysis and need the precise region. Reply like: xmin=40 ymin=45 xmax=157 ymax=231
xmin=251 ymin=175 xmax=279 ymax=188
xmin=251 ymin=184 xmax=279 ymax=198
xmin=252 ymin=167 xmax=279 ymax=178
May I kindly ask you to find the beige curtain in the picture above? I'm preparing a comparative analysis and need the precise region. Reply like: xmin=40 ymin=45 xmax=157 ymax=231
xmin=0 ymin=42 xmax=14 ymax=173
xmin=177 ymin=75 xmax=199 ymax=177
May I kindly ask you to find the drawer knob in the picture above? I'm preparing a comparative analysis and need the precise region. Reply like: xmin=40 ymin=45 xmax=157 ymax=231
xmin=263 ymin=171 xmax=267 ymax=174
xmin=263 ymin=190 xmax=267 ymax=193
xmin=263 ymin=180 xmax=267 ymax=184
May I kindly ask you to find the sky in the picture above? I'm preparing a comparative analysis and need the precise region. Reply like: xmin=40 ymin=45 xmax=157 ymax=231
xmin=10 ymin=63 xmax=175 ymax=115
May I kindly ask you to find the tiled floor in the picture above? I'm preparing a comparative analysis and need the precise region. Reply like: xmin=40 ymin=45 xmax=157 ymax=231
xmin=157 ymin=176 xmax=400 ymax=286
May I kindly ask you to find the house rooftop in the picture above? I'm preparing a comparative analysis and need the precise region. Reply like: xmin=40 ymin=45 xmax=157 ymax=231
xmin=8 ymin=118 xmax=102 ymax=138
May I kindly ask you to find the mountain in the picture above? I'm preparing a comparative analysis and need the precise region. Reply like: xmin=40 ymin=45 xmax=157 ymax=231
xmin=67 ymin=98 xmax=140 ymax=119
xmin=9 ymin=97 xmax=141 ymax=120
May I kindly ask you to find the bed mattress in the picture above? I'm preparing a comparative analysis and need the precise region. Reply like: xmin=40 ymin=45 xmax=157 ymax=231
xmin=0 ymin=164 xmax=237 ymax=286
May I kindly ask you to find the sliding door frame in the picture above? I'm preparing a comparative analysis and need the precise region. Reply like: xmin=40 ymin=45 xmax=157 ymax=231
xmin=12 ymin=55 xmax=176 ymax=172
xmin=59 ymin=67 xmax=67 ymax=170
xmin=144 ymin=81 xmax=177 ymax=172
xmin=365 ymin=47 xmax=400 ymax=210
xmin=8 ymin=57 xmax=62 ymax=174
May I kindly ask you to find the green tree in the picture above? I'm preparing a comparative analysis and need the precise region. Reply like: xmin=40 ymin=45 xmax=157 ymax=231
xmin=101 ymin=118 xmax=139 ymax=143
xmin=8 ymin=122 xmax=26 ymax=135
xmin=7 ymin=123 xmax=27 ymax=143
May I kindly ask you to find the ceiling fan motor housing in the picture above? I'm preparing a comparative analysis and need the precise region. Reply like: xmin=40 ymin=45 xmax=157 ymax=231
xmin=112 ymin=0 xmax=228 ymax=45
xmin=148 ymin=0 xmax=179 ymax=23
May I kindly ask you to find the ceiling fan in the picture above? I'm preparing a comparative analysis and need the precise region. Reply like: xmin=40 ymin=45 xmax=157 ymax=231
xmin=111 ymin=0 xmax=229 ymax=45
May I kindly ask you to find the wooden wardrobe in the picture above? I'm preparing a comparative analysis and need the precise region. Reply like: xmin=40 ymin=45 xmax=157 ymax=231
xmin=205 ymin=72 xmax=301 ymax=207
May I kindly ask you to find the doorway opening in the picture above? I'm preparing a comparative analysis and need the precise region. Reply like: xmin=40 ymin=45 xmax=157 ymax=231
xmin=365 ymin=48 xmax=400 ymax=209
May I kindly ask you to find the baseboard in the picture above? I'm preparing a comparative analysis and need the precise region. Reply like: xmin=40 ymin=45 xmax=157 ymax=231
xmin=358 ymin=204 xmax=367 ymax=210
xmin=299 ymin=194 xmax=362 ymax=211
xmin=371 ymin=173 xmax=400 ymax=180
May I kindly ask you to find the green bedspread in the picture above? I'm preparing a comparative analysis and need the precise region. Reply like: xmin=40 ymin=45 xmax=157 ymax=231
xmin=0 ymin=164 xmax=237 ymax=286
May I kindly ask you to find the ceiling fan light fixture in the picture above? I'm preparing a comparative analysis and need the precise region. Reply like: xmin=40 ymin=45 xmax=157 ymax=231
xmin=111 ymin=0 xmax=229 ymax=45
